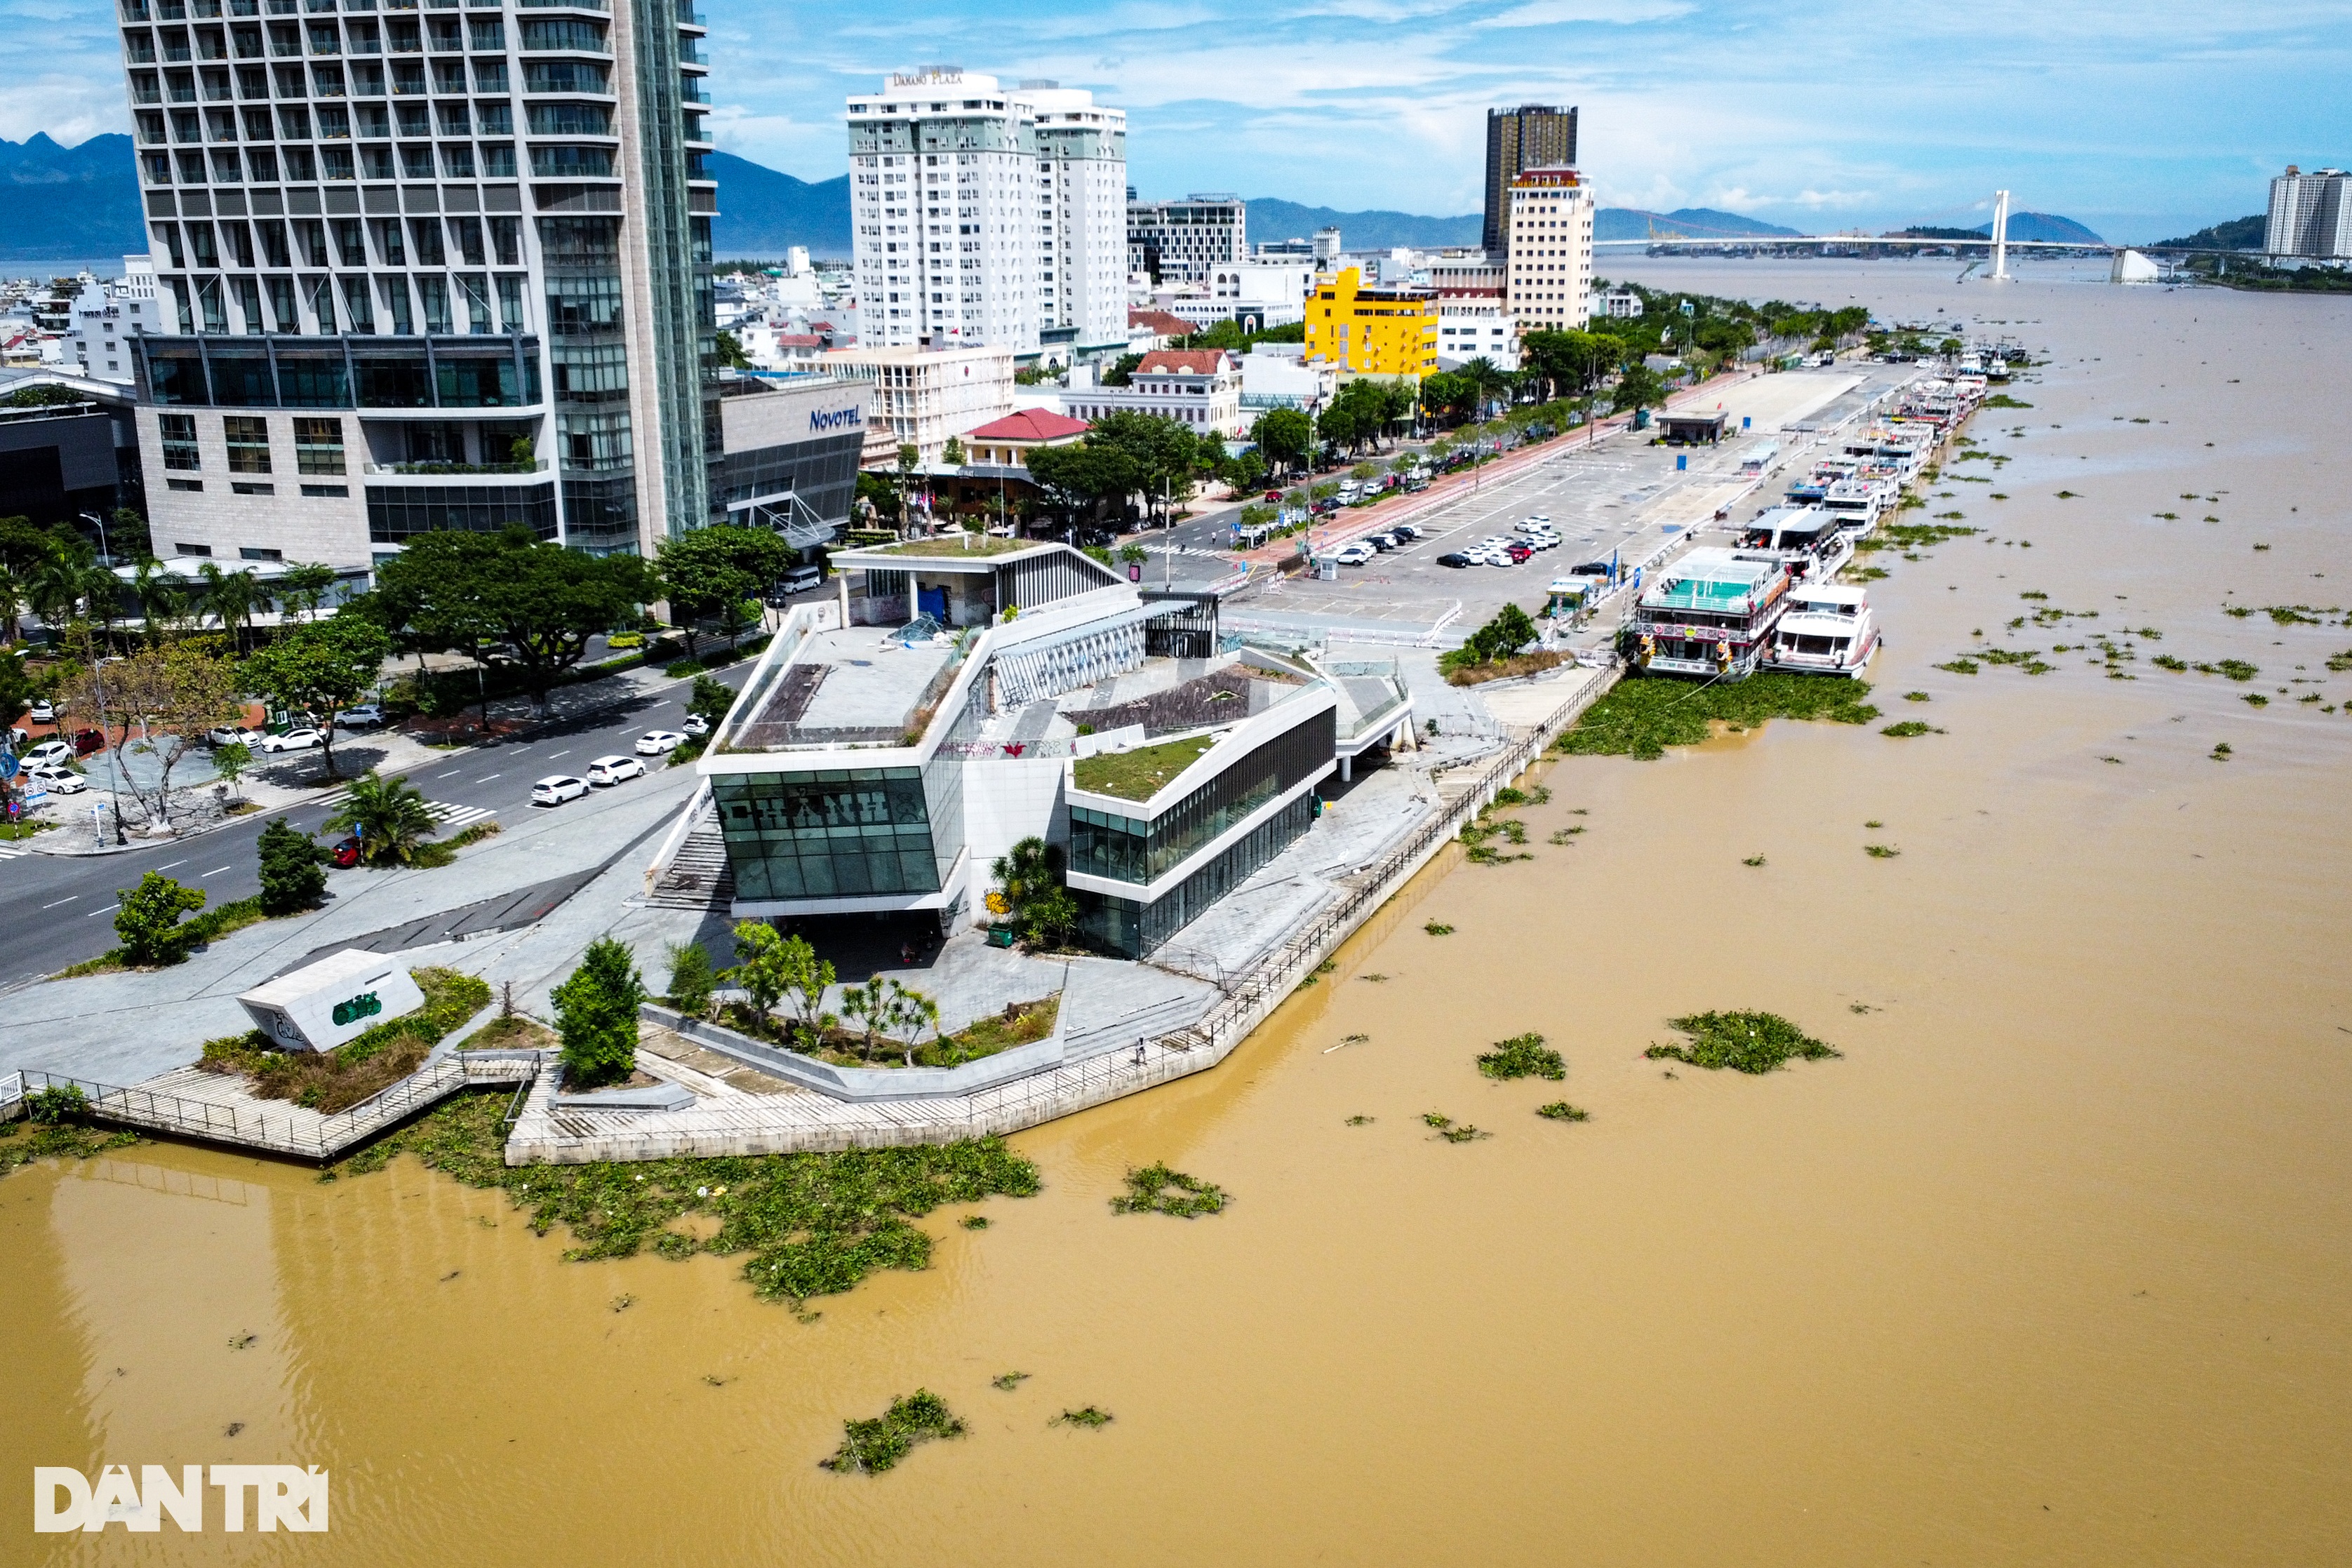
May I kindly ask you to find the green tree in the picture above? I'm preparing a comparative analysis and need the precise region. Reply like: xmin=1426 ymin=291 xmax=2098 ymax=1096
xmin=196 ymin=563 xmax=268 ymax=651
xmin=552 ymin=936 xmax=646 ymax=1087
xmin=255 ymin=815 xmax=326 ymax=915
xmin=109 ymin=508 xmax=152 ymax=562
xmin=1025 ymin=441 xmax=1144 ymax=527
xmin=990 ymin=836 xmax=1077 ymax=946
xmin=113 ymin=871 xmax=207 ymax=965
xmin=0 ymin=649 xmax=32 ymax=731
xmin=1253 ymin=406 xmax=1312 ymax=478
xmin=59 ymin=631 xmax=241 ymax=831
xmin=324 ymin=771 xmax=438 ymax=866
xmin=840 ymin=974 xmax=890 ymax=1063
xmin=714 ymin=327 xmax=753 ymax=370
xmin=239 ymin=615 xmax=394 ymax=779
xmin=1088 ymin=411 xmax=1199 ymax=523
xmin=656 ymin=525 xmax=791 ymax=663
xmin=941 ymin=435 xmax=965 ymax=468
xmin=662 ymin=938 xmax=716 ymax=1017
xmin=275 ymin=562 xmax=338 ymax=622
xmin=882 ymin=979 xmax=940 ymax=1068
xmin=687 ymin=674 xmax=736 ymax=733
xmin=1098 ymin=351 xmax=1144 ymax=387
xmin=211 ymin=739 xmax=252 ymax=800
xmin=1612 ymin=363 xmax=1669 ymax=417
xmin=726 ymin=921 xmax=838 ymax=1048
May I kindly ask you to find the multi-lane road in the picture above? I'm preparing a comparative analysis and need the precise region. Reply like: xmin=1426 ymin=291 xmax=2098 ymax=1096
xmin=0 ymin=661 xmax=751 ymax=989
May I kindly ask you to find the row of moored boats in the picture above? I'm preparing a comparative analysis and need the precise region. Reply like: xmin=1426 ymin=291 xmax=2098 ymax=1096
xmin=1625 ymin=374 xmax=1986 ymax=680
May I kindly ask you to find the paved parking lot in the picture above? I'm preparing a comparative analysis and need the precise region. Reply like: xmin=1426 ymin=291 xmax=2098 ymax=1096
xmin=1216 ymin=366 xmax=1916 ymax=645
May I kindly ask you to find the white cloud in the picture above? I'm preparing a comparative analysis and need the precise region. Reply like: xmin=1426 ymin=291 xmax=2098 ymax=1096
xmin=1474 ymin=0 xmax=1695 ymax=27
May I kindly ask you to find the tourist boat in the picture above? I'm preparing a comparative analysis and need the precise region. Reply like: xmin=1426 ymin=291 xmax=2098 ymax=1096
xmin=1762 ymin=583 xmax=1879 ymax=677
xmin=1624 ymin=547 xmax=1792 ymax=681
xmin=1738 ymin=505 xmax=1854 ymax=582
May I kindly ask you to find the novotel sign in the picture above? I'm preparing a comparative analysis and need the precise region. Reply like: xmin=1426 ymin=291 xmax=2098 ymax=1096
xmin=810 ymin=406 xmax=864 ymax=432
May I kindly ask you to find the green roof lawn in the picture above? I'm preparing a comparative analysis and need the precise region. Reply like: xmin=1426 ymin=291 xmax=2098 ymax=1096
xmin=1071 ymin=733 xmax=1214 ymax=801
xmin=862 ymin=535 xmax=1041 ymax=559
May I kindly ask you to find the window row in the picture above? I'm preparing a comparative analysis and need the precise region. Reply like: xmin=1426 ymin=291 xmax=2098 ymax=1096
xmin=159 ymin=410 xmax=347 ymax=474
xmin=142 ymin=142 xmax=519 ymax=182
xmin=159 ymin=271 xmax=528 ymax=337
xmin=135 ymin=99 xmax=570 ymax=142
xmin=122 ymin=0 xmax=533 ymax=22
xmin=154 ymin=215 xmax=522 ymax=270
xmin=150 ymin=348 xmax=541 ymax=408
xmin=126 ymin=55 xmax=610 ymax=105
xmin=121 ymin=15 xmax=604 ymax=62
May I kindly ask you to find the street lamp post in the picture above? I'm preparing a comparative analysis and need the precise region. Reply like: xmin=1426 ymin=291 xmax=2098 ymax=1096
xmin=79 ymin=511 xmax=112 ymax=567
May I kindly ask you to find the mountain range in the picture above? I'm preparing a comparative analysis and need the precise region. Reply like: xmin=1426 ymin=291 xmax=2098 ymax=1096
xmin=0 ymin=133 xmax=2117 ymax=266
xmin=0 ymin=133 xmax=148 ymax=261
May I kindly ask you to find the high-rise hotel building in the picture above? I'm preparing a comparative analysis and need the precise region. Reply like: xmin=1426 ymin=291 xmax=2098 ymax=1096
xmin=847 ymin=69 xmax=1126 ymax=363
xmin=109 ymin=0 xmax=757 ymax=566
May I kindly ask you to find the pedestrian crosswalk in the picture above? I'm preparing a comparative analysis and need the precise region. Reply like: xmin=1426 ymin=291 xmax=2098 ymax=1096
xmin=0 ymin=843 xmax=31 ymax=859
xmin=426 ymin=800 xmax=495 ymax=831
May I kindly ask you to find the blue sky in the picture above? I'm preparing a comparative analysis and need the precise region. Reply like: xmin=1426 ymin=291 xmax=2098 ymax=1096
xmin=8 ymin=0 xmax=2346 ymax=241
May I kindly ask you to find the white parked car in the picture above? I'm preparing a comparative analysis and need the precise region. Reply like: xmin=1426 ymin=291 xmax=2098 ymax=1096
xmin=584 ymin=754 xmax=645 ymax=786
xmin=26 ymin=763 xmax=86 ymax=794
xmin=1331 ymin=542 xmax=1377 ymax=566
xmin=257 ymin=728 xmax=324 ymax=753
xmin=23 ymin=739 xmax=74 ymax=768
xmin=634 ymin=729 xmax=687 ymax=755
xmin=531 ymin=775 xmax=589 ymax=806
xmin=334 ymin=704 xmax=386 ymax=729
xmin=680 ymin=713 xmax=711 ymax=737
xmin=29 ymin=699 xmax=59 ymax=723
xmin=207 ymin=725 xmax=263 ymax=748
xmin=1526 ymin=513 xmax=1551 ymax=525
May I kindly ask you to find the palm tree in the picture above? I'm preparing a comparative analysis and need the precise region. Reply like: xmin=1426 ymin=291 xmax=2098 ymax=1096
xmin=25 ymin=551 xmax=91 ymax=636
xmin=323 ymin=771 xmax=438 ymax=866
xmin=197 ymin=563 xmax=267 ymax=651
xmin=0 ymin=562 xmax=27 ymax=645
xmin=131 ymin=558 xmax=187 ymax=643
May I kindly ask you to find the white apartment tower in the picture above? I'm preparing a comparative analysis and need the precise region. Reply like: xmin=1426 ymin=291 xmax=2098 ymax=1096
xmin=847 ymin=69 xmax=1127 ymax=361
xmin=2265 ymin=166 xmax=2352 ymax=260
xmin=1504 ymin=166 xmax=1593 ymax=333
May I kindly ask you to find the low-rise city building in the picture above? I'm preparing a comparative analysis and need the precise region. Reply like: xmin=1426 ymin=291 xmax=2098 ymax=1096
xmin=1302 ymin=267 xmax=1440 ymax=379
xmin=822 ymin=344 xmax=1015 ymax=467
xmin=1064 ymin=349 xmax=1242 ymax=436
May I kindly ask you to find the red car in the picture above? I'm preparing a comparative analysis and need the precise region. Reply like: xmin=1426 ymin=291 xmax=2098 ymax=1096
xmin=1504 ymin=542 xmax=1535 ymax=564
xmin=1262 ymin=490 xmax=1283 ymax=502
xmin=330 ymin=836 xmax=362 ymax=869
xmin=70 ymin=728 xmax=105 ymax=756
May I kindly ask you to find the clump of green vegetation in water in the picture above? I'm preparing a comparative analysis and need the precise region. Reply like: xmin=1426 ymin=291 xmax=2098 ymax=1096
xmin=1984 ymin=394 xmax=2033 ymax=409
xmin=820 ymin=1390 xmax=966 ymax=1475
xmin=1742 ymin=855 xmax=1766 ymax=867
xmin=1476 ymin=1032 xmax=1565 ymax=1081
xmin=992 ymin=1371 xmax=1029 ymax=1391
xmin=1459 ymin=810 xmax=1533 ymax=864
xmin=2243 ymin=692 xmax=2269 ymax=707
xmin=1936 ymin=658 xmax=1980 ymax=676
xmin=326 ymin=1091 xmax=1039 ymax=1304
xmin=2153 ymin=654 xmax=2188 ymax=671
xmin=1298 ymin=959 xmax=1339 ymax=988
xmin=1864 ymin=819 xmax=1883 ymax=828
xmin=1422 ymin=1113 xmax=1490 ymax=1143
xmin=2194 ymin=659 xmax=2260 ymax=681
xmin=1856 ymin=521 xmax=1978 ymax=554
xmin=0 ymin=1088 xmax=142 ymax=1177
xmin=1109 ymin=1163 xmax=1227 ymax=1218
xmin=1903 ymin=690 xmax=1932 ymax=702
xmin=1557 ymin=673 xmax=1879 ymax=760
xmin=1535 ymin=1102 xmax=1589 ymax=1122
xmin=2210 ymin=743 xmax=2232 ymax=760
xmin=1880 ymin=721 xmax=1943 ymax=737
xmin=1864 ymin=844 xmax=1901 ymax=859
xmin=1645 ymin=1011 xmax=1842 ymax=1075
xmin=1053 ymin=1406 xmax=1114 ymax=1430
xmin=1344 ymin=1114 xmax=1375 ymax=1126
xmin=959 ymin=1214 xmax=989 ymax=1231
xmin=1548 ymin=825 xmax=1585 ymax=845
xmin=1491 ymin=784 xmax=1551 ymax=807
xmin=2327 ymin=650 xmax=2352 ymax=674
xmin=1423 ymin=921 xmax=1455 ymax=936
xmin=2056 ymin=490 xmax=2080 ymax=499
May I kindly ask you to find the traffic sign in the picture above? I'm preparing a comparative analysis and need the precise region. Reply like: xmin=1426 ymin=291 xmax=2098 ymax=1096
xmin=0 ymin=751 xmax=16 ymax=779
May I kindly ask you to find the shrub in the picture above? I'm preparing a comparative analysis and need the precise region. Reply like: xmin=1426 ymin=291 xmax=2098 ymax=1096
xmin=664 ymin=939 xmax=716 ymax=1017
xmin=113 ymin=872 xmax=207 ymax=966
xmin=552 ymin=937 xmax=648 ymax=1087
xmin=255 ymin=815 xmax=327 ymax=916
xmin=25 ymin=1084 xmax=90 ymax=1123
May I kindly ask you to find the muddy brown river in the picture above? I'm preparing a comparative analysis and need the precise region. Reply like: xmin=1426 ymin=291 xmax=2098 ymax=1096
xmin=7 ymin=260 xmax=2349 ymax=1565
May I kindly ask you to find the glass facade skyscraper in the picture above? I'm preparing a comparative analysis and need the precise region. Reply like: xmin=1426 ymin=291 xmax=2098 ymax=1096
xmin=114 ymin=0 xmax=719 ymax=563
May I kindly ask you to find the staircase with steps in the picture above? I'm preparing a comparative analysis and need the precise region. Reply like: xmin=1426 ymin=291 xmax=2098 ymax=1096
xmin=646 ymin=805 xmax=734 ymax=910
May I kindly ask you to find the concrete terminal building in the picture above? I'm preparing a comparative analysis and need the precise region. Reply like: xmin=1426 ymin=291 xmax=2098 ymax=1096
xmin=683 ymin=539 xmax=1411 ymax=957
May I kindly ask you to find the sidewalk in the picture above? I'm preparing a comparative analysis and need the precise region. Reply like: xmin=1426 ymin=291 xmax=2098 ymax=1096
xmin=6 ymin=757 xmax=705 ymax=1084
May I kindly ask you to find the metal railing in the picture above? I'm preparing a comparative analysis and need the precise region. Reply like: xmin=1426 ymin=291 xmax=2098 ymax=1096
xmin=13 ymin=1053 xmax=542 ymax=1160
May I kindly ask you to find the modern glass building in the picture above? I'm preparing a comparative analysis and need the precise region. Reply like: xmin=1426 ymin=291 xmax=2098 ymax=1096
xmin=108 ymin=0 xmax=848 ymax=570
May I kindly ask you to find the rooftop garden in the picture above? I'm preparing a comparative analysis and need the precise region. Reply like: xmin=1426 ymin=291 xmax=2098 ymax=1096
xmin=858 ymin=535 xmax=1041 ymax=559
xmin=1072 ymin=732 xmax=1214 ymax=800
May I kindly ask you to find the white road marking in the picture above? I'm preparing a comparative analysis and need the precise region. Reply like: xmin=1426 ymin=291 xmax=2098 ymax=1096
xmin=202 ymin=865 xmax=231 ymax=877
xmin=475 ymin=774 xmax=500 ymax=782
xmin=41 ymin=896 xmax=76 ymax=909
xmin=156 ymin=859 xmax=187 ymax=871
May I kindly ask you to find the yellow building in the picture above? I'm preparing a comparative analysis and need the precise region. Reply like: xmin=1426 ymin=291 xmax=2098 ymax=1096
xmin=1302 ymin=267 xmax=1440 ymax=378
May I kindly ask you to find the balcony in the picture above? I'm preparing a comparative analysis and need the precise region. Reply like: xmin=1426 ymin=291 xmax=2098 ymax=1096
xmin=366 ymin=458 xmax=549 ymax=476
